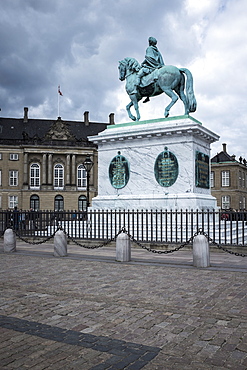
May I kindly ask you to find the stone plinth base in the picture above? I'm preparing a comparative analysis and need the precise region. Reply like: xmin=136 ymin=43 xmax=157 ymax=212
xmin=89 ymin=115 xmax=220 ymax=211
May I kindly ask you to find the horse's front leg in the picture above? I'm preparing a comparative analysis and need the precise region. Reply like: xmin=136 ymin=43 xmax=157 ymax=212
xmin=126 ymin=101 xmax=136 ymax=121
xmin=130 ymin=94 xmax=140 ymax=121
xmin=133 ymin=101 xmax=140 ymax=121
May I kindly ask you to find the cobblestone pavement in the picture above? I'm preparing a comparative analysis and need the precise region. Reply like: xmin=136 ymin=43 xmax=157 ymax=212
xmin=0 ymin=243 xmax=247 ymax=369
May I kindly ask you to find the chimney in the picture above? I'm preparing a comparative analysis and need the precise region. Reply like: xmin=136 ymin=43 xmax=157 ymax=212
xmin=109 ymin=113 xmax=115 ymax=125
xmin=23 ymin=107 xmax=28 ymax=123
xmin=84 ymin=111 xmax=89 ymax=126
xmin=222 ymin=143 xmax=227 ymax=153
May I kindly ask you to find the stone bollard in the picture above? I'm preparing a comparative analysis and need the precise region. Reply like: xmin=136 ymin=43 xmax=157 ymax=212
xmin=193 ymin=234 xmax=210 ymax=268
xmin=54 ymin=229 xmax=67 ymax=257
xmin=4 ymin=228 xmax=16 ymax=253
xmin=116 ymin=232 xmax=131 ymax=262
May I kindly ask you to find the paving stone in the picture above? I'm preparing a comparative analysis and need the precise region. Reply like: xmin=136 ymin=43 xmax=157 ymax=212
xmin=1 ymin=246 xmax=247 ymax=368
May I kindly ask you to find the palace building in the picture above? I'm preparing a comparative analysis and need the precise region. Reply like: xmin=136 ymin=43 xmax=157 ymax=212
xmin=211 ymin=143 xmax=247 ymax=210
xmin=0 ymin=108 xmax=113 ymax=211
xmin=1 ymin=109 xmax=245 ymax=213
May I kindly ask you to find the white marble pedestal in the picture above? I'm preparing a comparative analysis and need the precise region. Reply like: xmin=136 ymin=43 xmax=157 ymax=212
xmin=89 ymin=115 xmax=219 ymax=210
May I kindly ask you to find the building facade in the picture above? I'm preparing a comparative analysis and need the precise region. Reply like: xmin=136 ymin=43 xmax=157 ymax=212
xmin=0 ymin=108 xmax=113 ymax=210
xmin=211 ymin=143 xmax=247 ymax=210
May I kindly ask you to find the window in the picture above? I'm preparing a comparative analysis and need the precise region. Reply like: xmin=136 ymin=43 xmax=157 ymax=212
xmin=222 ymin=195 xmax=230 ymax=209
xmin=78 ymin=195 xmax=87 ymax=211
xmin=9 ymin=170 xmax=18 ymax=186
xmin=77 ymin=164 xmax=86 ymax=188
xmin=30 ymin=194 xmax=40 ymax=210
xmin=239 ymin=171 xmax=242 ymax=188
xmin=0 ymin=153 xmax=2 ymax=160
xmin=239 ymin=196 xmax=246 ymax=210
xmin=9 ymin=153 xmax=19 ymax=160
xmin=30 ymin=163 xmax=40 ymax=188
xmin=54 ymin=164 xmax=64 ymax=189
xmin=54 ymin=195 xmax=64 ymax=211
xmin=0 ymin=170 xmax=1 ymax=186
xmin=9 ymin=195 xmax=18 ymax=209
xmin=210 ymin=171 xmax=214 ymax=188
xmin=221 ymin=171 xmax=230 ymax=187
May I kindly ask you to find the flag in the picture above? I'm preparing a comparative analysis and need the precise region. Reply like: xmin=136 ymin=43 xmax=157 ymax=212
xmin=58 ymin=85 xmax=63 ymax=96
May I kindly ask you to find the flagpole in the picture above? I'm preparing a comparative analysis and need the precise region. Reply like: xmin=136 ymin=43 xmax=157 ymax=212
xmin=58 ymin=88 xmax=60 ymax=117
xmin=58 ymin=85 xmax=63 ymax=117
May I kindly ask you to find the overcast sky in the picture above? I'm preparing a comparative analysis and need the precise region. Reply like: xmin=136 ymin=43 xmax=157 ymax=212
xmin=1 ymin=0 xmax=247 ymax=158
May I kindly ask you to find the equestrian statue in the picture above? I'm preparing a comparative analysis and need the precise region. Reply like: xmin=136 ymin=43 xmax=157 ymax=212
xmin=118 ymin=37 xmax=197 ymax=121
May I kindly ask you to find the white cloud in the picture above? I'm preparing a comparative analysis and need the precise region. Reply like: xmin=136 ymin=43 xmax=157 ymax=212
xmin=0 ymin=0 xmax=247 ymax=157
xmin=185 ymin=0 xmax=221 ymax=16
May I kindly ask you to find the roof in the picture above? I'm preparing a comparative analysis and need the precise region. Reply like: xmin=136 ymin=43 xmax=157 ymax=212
xmin=0 ymin=115 xmax=109 ymax=147
xmin=211 ymin=151 xmax=236 ymax=163
xmin=211 ymin=147 xmax=247 ymax=167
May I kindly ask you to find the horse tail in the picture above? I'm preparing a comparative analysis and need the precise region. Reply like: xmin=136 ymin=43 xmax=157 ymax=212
xmin=179 ymin=68 xmax=197 ymax=113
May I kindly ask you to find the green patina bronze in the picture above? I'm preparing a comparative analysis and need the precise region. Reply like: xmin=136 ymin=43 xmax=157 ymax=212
xmin=107 ymin=115 xmax=202 ymax=130
xmin=195 ymin=151 xmax=210 ymax=189
xmin=154 ymin=147 xmax=179 ymax=187
xmin=118 ymin=37 xmax=197 ymax=122
xmin=109 ymin=152 xmax=130 ymax=189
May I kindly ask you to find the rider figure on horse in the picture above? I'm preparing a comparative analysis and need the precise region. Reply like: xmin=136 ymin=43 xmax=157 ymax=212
xmin=133 ymin=37 xmax=165 ymax=102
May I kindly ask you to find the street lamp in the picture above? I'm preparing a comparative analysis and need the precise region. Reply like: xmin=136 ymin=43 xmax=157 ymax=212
xmin=82 ymin=155 xmax=94 ymax=208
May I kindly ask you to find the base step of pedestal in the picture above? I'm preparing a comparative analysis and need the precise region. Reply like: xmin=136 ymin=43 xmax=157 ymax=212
xmin=92 ymin=193 xmax=217 ymax=211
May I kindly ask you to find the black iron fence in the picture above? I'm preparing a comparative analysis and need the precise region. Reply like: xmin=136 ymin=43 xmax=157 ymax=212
xmin=0 ymin=209 xmax=247 ymax=246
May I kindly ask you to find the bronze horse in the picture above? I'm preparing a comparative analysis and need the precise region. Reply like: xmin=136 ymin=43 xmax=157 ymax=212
xmin=118 ymin=57 xmax=197 ymax=121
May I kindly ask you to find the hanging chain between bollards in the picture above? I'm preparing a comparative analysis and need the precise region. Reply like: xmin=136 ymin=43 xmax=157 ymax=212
xmin=64 ymin=227 xmax=125 ymax=249
xmin=13 ymin=227 xmax=61 ymax=245
xmin=120 ymin=227 xmax=193 ymax=254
